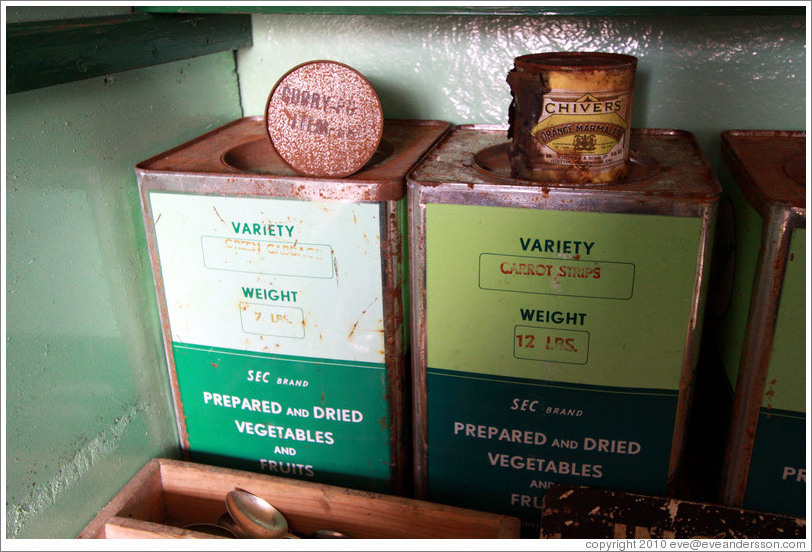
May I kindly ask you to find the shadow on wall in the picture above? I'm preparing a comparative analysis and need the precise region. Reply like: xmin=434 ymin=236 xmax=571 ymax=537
xmin=370 ymin=77 xmax=426 ymax=121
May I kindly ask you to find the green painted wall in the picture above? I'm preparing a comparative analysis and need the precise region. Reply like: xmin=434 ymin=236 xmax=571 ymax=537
xmin=5 ymin=47 xmax=243 ymax=538
xmin=3 ymin=9 xmax=806 ymax=540
xmin=238 ymin=14 xmax=805 ymax=171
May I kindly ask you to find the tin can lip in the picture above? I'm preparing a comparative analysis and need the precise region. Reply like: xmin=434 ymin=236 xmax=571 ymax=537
xmin=513 ymin=52 xmax=638 ymax=72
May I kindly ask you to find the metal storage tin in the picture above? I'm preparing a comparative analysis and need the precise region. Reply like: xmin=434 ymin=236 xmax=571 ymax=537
xmin=136 ymin=116 xmax=450 ymax=495
xmin=407 ymin=125 xmax=720 ymax=535
xmin=710 ymin=130 xmax=806 ymax=518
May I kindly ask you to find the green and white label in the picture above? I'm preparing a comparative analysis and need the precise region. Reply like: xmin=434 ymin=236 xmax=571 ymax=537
xmin=149 ymin=192 xmax=392 ymax=491
xmin=424 ymin=203 xmax=703 ymax=534
xmin=174 ymin=344 xmax=390 ymax=492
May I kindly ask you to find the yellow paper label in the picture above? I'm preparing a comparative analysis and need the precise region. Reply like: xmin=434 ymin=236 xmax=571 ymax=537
xmin=531 ymin=92 xmax=631 ymax=167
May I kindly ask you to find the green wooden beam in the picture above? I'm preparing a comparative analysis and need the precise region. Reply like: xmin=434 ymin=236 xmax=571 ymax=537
xmin=135 ymin=5 xmax=805 ymax=17
xmin=6 ymin=13 xmax=252 ymax=94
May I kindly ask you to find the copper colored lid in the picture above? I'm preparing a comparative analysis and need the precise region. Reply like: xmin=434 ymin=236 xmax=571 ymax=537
xmin=513 ymin=52 xmax=638 ymax=72
xmin=265 ymin=60 xmax=384 ymax=178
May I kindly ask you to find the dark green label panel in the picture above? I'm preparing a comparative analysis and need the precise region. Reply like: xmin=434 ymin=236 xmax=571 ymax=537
xmin=427 ymin=368 xmax=678 ymax=534
xmin=174 ymin=343 xmax=392 ymax=492
xmin=744 ymin=409 xmax=806 ymax=518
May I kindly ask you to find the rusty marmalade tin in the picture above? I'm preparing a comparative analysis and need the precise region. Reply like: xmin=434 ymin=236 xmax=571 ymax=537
xmin=136 ymin=117 xmax=450 ymax=495
xmin=708 ymin=131 xmax=807 ymax=518
xmin=407 ymin=126 xmax=720 ymax=535
xmin=507 ymin=52 xmax=637 ymax=184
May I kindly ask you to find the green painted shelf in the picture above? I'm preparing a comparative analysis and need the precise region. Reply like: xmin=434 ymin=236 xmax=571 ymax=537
xmin=6 ymin=13 xmax=252 ymax=94
xmin=7 ymin=6 xmax=803 ymax=94
xmin=135 ymin=5 xmax=804 ymax=16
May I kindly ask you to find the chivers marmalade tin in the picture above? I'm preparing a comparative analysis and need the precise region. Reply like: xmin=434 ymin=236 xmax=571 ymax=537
xmin=136 ymin=117 xmax=449 ymax=495
xmin=506 ymin=52 xmax=637 ymax=184
xmin=407 ymin=126 xmax=720 ymax=535
xmin=708 ymin=131 xmax=806 ymax=518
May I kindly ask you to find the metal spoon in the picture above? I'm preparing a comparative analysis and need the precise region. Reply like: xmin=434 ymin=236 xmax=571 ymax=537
xmin=309 ymin=529 xmax=351 ymax=538
xmin=216 ymin=512 xmax=249 ymax=538
xmin=182 ymin=522 xmax=238 ymax=538
xmin=225 ymin=489 xmax=301 ymax=539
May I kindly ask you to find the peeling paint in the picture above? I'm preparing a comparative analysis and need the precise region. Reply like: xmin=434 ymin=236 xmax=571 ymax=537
xmin=6 ymin=404 xmax=146 ymax=538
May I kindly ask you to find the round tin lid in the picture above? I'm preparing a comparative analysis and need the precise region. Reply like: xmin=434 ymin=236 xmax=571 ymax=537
xmin=513 ymin=52 xmax=638 ymax=72
xmin=265 ymin=60 xmax=384 ymax=178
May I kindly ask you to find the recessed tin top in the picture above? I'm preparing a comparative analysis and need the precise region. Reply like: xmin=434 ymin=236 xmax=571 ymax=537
xmin=721 ymin=130 xmax=806 ymax=210
xmin=135 ymin=117 xmax=451 ymax=202
xmin=408 ymin=125 xmax=721 ymax=201
xmin=265 ymin=60 xmax=384 ymax=178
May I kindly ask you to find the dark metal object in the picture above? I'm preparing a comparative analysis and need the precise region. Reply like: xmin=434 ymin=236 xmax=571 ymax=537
xmin=540 ymin=483 xmax=806 ymax=539
xmin=265 ymin=61 xmax=384 ymax=178
xmin=309 ymin=529 xmax=351 ymax=538
xmin=216 ymin=513 xmax=248 ymax=538
xmin=225 ymin=489 xmax=295 ymax=538
xmin=182 ymin=523 xmax=238 ymax=538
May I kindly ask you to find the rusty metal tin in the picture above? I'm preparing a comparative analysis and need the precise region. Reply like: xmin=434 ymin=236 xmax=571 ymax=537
xmin=711 ymin=130 xmax=806 ymax=518
xmin=507 ymin=52 xmax=637 ymax=184
xmin=136 ymin=117 xmax=450 ymax=496
xmin=407 ymin=125 xmax=719 ymax=536
xmin=265 ymin=60 xmax=384 ymax=178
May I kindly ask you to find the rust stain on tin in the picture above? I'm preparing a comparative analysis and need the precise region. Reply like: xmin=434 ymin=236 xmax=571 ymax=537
xmin=347 ymin=297 xmax=379 ymax=340
xmin=764 ymin=378 xmax=778 ymax=410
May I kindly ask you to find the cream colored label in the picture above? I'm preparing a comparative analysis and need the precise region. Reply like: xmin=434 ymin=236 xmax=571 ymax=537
xmin=149 ymin=192 xmax=386 ymax=363
xmin=531 ymin=91 xmax=631 ymax=168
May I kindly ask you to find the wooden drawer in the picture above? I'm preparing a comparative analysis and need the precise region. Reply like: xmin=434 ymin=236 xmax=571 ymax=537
xmin=79 ymin=458 xmax=520 ymax=539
